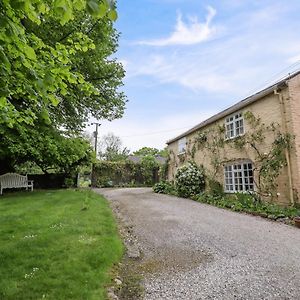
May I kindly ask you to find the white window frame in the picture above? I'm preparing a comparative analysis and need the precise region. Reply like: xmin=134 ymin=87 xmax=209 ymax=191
xmin=225 ymin=112 xmax=244 ymax=139
xmin=224 ymin=161 xmax=254 ymax=193
xmin=178 ymin=137 xmax=186 ymax=154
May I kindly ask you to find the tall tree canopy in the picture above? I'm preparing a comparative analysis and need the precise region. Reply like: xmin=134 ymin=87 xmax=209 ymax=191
xmin=0 ymin=0 xmax=126 ymax=172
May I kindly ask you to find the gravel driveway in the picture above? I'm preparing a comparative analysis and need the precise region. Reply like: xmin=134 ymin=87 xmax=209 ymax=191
xmin=96 ymin=188 xmax=300 ymax=300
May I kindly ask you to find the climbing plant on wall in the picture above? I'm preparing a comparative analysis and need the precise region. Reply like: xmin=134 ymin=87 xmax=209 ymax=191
xmin=169 ymin=111 xmax=293 ymax=200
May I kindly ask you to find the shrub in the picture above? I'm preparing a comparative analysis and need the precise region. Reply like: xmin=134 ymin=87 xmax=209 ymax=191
xmin=175 ymin=162 xmax=205 ymax=198
xmin=64 ymin=177 xmax=75 ymax=188
xmin=194 ymin=192 xmax=300 ymax=219
xmin=92 ymin=161 xmax=159 ymax=187
xmin=208 ymin=179 xmax=224 ymax=198
xmin=153 ymin=181 xmax=175 ymax=194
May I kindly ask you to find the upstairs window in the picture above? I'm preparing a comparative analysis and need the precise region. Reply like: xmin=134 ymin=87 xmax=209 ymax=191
xmin=178 ymin=137 xmax=186 ymax=154
xmin=225 ymin=112 xmax=244 ymax=139
xmin=224 ymin=161 xmax=254 ymax=193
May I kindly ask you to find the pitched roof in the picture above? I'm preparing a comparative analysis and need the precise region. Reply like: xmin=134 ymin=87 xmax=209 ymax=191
xmin=167 ymin=70 xmax=300 ymax=145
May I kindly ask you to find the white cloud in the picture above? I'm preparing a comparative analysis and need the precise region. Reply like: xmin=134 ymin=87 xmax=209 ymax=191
xmin=137 ymin=6 xmax=217 ymax=46
xmin=127 ymin=54 xmax=234 ymax=93
xmin=125 ymin=4 xmax=300 ymax=96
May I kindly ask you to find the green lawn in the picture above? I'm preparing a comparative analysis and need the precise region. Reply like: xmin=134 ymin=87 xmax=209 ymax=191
xmin=0 ymin=189 xmax=123 ymax=300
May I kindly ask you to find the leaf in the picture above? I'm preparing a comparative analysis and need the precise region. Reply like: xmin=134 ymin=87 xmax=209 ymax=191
xmin=0 ymin=49 xmax=11 ymax=72
xmin=49 ymin=95 xmax=60 ymax=106
xmin=73 ymin=0 xmax=85 ymax=10
xmin=0 ymin=97 xmax=7 ymax=108
xmin=23 ymin=45 xmax=37 ymax=60
xmin=37 ymin=3 xmax=49 ymax=14
xmin=107 ymin=9 xmax=118 ymax=21
xmin=86 ymin=0 xmax=108 ymax=18
xmin=54 ymin=0 xmax=73 ymax=25
xmin=86 ymin=0 xmax=99 ymax=16
xmin=40 ymin=109 xmax=51 ymax=124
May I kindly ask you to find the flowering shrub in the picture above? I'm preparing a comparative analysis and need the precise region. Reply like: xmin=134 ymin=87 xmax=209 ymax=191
xmin=153 ymin=181 xmax=175 ymax=194
xmin=175 ymin=162 xmax=205 ymax=198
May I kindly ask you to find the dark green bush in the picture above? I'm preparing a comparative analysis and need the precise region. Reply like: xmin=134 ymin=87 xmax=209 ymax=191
xmin=153 ymin=181 xmax=175 ymax=194
xmin=208 ymin=179 xmax=224 ymax=197
xmin=194 ymin=192 xmax=299 ymax=219
xmin=92 ymin=160 xmax=159 ymax=187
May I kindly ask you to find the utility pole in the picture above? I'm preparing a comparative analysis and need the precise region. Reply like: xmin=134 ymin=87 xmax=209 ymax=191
xmin=91 ymin=122 xmax=101 ymax=157
xmin=91 ymin=122 xmax=101 ymax=187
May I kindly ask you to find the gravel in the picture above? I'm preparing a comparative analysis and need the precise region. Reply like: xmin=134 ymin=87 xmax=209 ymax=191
xmin=96 ymin=188 xmax=300 ymax=300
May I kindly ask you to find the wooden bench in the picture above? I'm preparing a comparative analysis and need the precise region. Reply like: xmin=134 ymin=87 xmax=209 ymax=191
xmin=0 ymin=173 xmax=34 ymax=195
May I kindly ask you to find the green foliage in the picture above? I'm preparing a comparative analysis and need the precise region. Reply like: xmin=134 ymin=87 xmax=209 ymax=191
xmin=158 ymin=160 xmax=169 ymax=181
xmin=208 ymin=179 xmax=224 ymax=197
xmin=153 ymin=181 xmax=175 ymax=194
xmin=140 ymin=156 xmax=159 ymax=185
xmin=186 ymin=111 xmax=294 ymax=199
xmin=0 ymin=1 xmax=125 ymax=174
xmin=259 ymin=133 xmax=293 ymax=195
xmin=92 ymin=160 xmax=158 ymax=187
xmin=98 ymin=133 xmax=129 ymax=161
xmin=133 ymin=147 xmax=168 ymax=182
xmin=0 ymin=123 xmax=94 ymax=174
xmin=133 ymin=147 xmax=168 ymax=158
xmin=64 ymin=177 xmax=76 ymax=188
xmin=194 ymin=193 xmax=299 ymax=219
xmin=0 ymin=0 xmax=119 ymax=128
xmin=175 ymin=162 xmax=205 ymax=198
xmin=0 ymin=189 xmax=123 ymax=299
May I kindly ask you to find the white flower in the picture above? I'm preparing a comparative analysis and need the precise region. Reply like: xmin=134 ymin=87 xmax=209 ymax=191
xmin=23 ymin=234 xmax=37 ymax=239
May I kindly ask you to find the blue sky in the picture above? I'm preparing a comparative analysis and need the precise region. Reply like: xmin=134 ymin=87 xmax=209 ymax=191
xmin=87 ymin=0 xmax=300 ymax=151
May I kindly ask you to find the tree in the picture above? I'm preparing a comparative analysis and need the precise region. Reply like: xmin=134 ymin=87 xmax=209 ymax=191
xmin=133 ymin=147 xmax=168 ymax=158
xmin=0 ymin=122 xmax=94 ymax=174
xmin=98 ymin=133 xmax=130 ymax=161
xmin=133 ymin=147 xmax=159 ymax=157
xmin=0 ymin=1 xmax=126 ymax=173
xmin=0 ymin=0 xmax=120 ymax=129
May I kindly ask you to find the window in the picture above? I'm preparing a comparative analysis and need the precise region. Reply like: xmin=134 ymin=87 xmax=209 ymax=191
xmin=225 ymin=112 xmax=244 ymax=139
xmin=224 ymin=161 xmax=254 ymax=192
xmin=178 ymin=137 xmax=186 ymax=154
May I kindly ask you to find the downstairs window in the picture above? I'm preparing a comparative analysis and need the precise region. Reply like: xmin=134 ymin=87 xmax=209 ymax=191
xmin=224 ymin=161 xmax=254 ymax=192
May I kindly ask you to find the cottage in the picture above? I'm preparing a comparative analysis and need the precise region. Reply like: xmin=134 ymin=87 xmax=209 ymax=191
xmin=167 ymin=71 xmax=300 ymax=206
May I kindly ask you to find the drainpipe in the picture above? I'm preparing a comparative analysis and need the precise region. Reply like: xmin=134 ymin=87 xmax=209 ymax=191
xmin=274 ymin=89 xmax=294 ymax=206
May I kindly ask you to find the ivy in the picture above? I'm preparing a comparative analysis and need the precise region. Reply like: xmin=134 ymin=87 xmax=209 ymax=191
xmin=171 ymin=111 xmax=294 ymax=200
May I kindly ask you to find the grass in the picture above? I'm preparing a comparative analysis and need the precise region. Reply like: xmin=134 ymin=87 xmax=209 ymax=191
xmin=0 ymin=189 xmax=123 ymax=300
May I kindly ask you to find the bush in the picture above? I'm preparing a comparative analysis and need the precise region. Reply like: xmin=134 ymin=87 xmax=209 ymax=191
xmin=92 ymin=161 xmax=159 ymax=187
xmin=153 ymin=181 xmax=175 ymax=194
xmin=175 ymin=162 xmax=205 ymax=198
xmin=208 ymin=179 xmax=224 ymax=198
xmin=194 ymin=192 xmax=300 ymax=219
